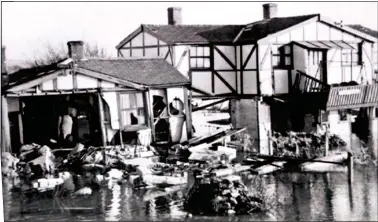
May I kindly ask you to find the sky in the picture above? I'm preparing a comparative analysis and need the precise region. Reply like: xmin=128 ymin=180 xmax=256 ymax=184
xmin=1 ymin=1 xmax=378 ymax=63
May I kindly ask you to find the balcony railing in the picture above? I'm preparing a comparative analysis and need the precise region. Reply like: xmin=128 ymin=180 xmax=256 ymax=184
xmin=292 ymin=70 xmax=330 ymax=93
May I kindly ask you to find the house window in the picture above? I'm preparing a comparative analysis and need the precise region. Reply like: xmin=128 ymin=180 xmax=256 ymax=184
xmin=119 ymin=92 xmax=146 ymax=127
xmin=190 ymin=46 xmax=211 ymax=69
xmin=273 ymin=45 xmax=291 ymax=68
xmin=308 ymin=50 xmax=322 ymax=66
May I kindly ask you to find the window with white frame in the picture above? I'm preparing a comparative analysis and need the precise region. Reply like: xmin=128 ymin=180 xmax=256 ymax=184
xmin=119 ymin=92 xmax=146 ymax=127
xmin=189 ymin=46 xmax=211 ymax=69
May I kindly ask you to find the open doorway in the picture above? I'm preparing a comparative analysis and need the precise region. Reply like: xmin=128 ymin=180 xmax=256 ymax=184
xmin=20 ymin=93 xmax=102 ymax=150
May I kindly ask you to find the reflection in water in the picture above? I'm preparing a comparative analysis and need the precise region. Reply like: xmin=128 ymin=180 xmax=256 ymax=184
xmin=2 ymin=166 xmax=377 ymax=221
xmin=105 ymin=183 xmax=121 ymax=221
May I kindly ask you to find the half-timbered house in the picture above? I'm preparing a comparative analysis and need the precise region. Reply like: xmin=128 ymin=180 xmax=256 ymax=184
xmin=1 ymin=41 xmax=192 ymax=153
xmin=116 ymin=4 xmax=378 ymax=155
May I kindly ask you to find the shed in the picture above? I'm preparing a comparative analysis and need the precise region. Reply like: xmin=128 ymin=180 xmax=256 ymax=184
xmin=1 ymin=41 xmax=192 ymax=154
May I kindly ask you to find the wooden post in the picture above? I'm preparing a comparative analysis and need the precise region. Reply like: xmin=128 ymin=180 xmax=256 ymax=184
xmin=146 ymin=89 xmax=155 ymax=142
xmin=324 ymin=124 xmax=329 ymax=157
xmin=18 ymin=97 xmax=24 ymax=145
xmin=183 ymin=87 xmax=192 ymax=139
xmin=97 ymin=93 xmax=107 ymax=147
xmin=367 ymin=107 xmax=377 ymax=160
xmin=116 ymin=92 xmax=124 ymax=148
xmin=1 ymin=95 xmax=11 ymax=152
xmin=347 ymin=152 xmax=354 ymax=184
xmin=268 ymin=130 xmax=273 ymax=156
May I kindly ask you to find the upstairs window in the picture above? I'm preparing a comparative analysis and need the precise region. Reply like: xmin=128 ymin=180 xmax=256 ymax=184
xmin=190 ymin=46 xmax=211 ymax=69
xmin=272 ymin=45 xmax=291 ymax=68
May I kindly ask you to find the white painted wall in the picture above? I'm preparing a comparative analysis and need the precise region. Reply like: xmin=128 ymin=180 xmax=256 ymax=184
xmin=191 ymin=71 xmax=212 ymax=94
xmin=243 ymin=71 xmax=258 ymax=94
xmin=274 ymin=69 xmax=289 ymax=94
xmin=258 ymin=102 xmax=272 ymax=155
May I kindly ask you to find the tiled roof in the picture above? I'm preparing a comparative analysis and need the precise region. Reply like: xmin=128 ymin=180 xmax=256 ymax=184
xmin=143 ymin=24 xmax=244 ymax=44
xmin=237 ymin=14 xmax=319 ymax=43
xmin=116 ymin=14 xmax=319 ymax=47
xmin=2 ymin=60 xmax=64 ymax=90
xmin=77 ymin=58 xmax=189 ymax=87
xmin=3 ymin=58 xmax=189 ymax=91
xmin=347 ymin=24 xmax=378 ymax=39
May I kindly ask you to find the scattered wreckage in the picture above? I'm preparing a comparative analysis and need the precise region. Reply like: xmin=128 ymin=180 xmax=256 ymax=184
xmin=1 ymin=127 xmax=352 ymax=216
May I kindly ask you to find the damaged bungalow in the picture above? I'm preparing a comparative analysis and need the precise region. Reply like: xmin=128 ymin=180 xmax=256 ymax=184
xmin=115 ymin=4 xmax=378 ymax=155
xmin=1 ymin=41 xmax=193 ymax=154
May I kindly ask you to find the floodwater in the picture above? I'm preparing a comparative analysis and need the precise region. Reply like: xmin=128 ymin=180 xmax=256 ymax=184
xmin=2 ymin=165 xmax=377 ymax=221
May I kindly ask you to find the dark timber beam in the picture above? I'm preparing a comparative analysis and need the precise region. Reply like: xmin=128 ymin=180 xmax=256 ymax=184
xmin=192 ymin=98 xmax=229 ymax=112
xmin=243 ymin=45 xmax=256 ymax=70
xmin=214 ymin=71 xmax=237 ymax=94
xmin=214 ymin=46 xmax=236 ymax=70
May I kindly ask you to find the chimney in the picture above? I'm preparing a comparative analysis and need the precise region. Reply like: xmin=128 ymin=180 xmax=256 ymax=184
xmin=2 ymin=46 xmax=8 ymax=86
xmin=67 ymin=41 xmax=84 ymax=61
xmin=263 ymin=3 xmax=278 ymax=19
xmin=168 ymin=7 xmax=182 ymax=25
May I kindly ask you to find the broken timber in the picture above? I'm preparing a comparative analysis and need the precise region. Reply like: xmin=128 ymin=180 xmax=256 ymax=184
xmin=246 ymin=151 xmax=351 ymax=175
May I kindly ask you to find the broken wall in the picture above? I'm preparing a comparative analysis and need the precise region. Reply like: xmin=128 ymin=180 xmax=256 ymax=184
xmin=230 ymin=99 xmax=259 ymax=152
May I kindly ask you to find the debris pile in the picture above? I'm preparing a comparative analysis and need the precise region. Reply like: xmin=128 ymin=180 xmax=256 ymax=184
xmin=271 ymin=131 xmax=346 ymax=159
xmin=184 ymin=174 xmax=263 ymax=216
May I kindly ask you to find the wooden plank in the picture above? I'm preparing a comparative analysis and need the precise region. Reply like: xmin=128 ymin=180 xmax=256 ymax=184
xmin=192 ymin=98 xmax=229 ymax=112
xmin=210 ymin=45 xmax=215 ymax=93
xmin=240 ymin=46 xmax=243 ymax=94
xmin=146 ymin=89 xmax=155 ymax=141
xmin=256 ymin=45 xmax=261 ymax=95
xmin=18 ymin=98 xmax=24 ymax=145
xmin=253 ymin=161 xmax=286 ymax=175
xmin=175 ymin=46 xmax=189 ymax=68
xmin=97 ymin=93 xmax=107 ymax=147
xmin=1 ymin=96 xmax=11 ymax=152
xmin=116 ymin=91 xmax=124 ymax=147
xmin=183 ymin=87 xmax=193 ymax=139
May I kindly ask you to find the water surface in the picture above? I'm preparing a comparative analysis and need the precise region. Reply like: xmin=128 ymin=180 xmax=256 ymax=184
xmin=3 ymin=165 xmax=377 ymax=221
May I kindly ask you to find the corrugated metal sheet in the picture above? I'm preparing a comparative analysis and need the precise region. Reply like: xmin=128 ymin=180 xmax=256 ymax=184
xmin=326 ymin=84 xmax=378 ymax=110
xmin=365 ymin=84 xmax=378 ymax=105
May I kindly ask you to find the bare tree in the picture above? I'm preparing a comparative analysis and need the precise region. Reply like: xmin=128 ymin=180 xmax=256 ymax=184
xmin=24 ymin=42 xmax=109 ymax=68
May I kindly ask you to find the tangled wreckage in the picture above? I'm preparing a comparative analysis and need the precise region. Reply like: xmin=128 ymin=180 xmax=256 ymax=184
xmin=2 ymin=125 xmax=354 ymax=216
